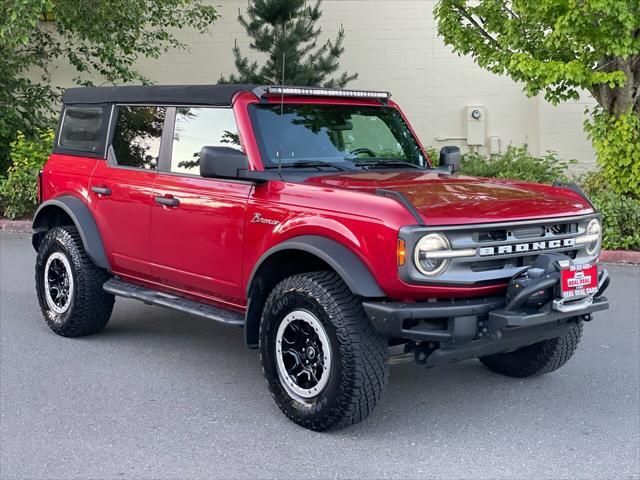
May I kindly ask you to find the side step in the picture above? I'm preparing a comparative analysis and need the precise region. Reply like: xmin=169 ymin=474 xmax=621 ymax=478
xmin=103 ymin=278 xmax=244 ymax=327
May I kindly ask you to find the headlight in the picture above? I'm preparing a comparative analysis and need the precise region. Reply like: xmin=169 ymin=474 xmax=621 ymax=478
xmin=576 ymin=218 xmax=602 ymax=256
xmin=412 ymin=233 xmax=476 ymax=277
xmin=414 ymin=233 xmax=462 ymax=276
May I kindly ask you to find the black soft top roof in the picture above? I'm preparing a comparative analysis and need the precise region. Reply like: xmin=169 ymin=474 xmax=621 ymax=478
xmin=62 ymin=84 xmax=259 ymax=106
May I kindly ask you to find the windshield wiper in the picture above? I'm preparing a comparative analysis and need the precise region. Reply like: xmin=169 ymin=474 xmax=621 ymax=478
xmin=353 ymin=158 xmax=422 ymax=169
xmin=266 ymin=160 xmax=348 ymax=171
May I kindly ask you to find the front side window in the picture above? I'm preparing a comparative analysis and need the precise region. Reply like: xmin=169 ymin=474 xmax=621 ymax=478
xmin=58 ymin=107 xmax=104 ymax=152
xmin=170 ymin=107 xmax=240 ymax=175
xmin=249 ymin=104 xmax=424 ymax=169
xmin=111 ymin=106 xmax=166 ymax=169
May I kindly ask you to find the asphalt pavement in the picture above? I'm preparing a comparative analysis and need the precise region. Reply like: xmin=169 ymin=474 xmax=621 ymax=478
xmin=1 ymin=232 xmax=639 ymax=479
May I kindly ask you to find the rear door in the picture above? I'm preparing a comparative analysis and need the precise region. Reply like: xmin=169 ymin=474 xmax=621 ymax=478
xmin=89 ymin=105 xmax=167 ymax=279
xmin=149 ymin=106 xmax=252 ymax=307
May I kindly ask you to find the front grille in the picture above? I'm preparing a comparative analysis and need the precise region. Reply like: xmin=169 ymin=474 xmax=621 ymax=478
xmin=475 ymin=222 xmax=578 ymax=243
xmin=477 ymin=230 xmax=507 ymax=242
xmin=469 ymin=255 xmax=538 ymax=272
xmin=469 ymin=249 xmax=579 ymax=273
xmin=399 ymin=214 xmax=598 ymax=287
xmin=450 ymin=218 xmax=589 ymax=278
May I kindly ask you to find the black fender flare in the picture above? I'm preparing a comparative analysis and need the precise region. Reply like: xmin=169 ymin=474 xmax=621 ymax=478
xmin=32 ymin=196 xmax=110 ymax=270
xmin=247 ymin=235 xmax=385 ymax=298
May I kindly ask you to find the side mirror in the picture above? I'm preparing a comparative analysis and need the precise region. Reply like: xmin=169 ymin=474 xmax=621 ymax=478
xmin=200 ymin=146 xmax=249 ymax=179
xmin=439 ymin=145 xmax=461 ymax=173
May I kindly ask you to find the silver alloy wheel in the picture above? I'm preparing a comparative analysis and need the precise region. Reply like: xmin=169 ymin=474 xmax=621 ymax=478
xmin=275 ymin=309 xmax=332 ymax=400
xmin=44 ymin=252 xmax=74 ymax=314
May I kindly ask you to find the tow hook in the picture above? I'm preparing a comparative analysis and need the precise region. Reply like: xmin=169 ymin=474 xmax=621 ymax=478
xmin=389 ymin=342 xmax=439 ymax=365
xmin=414 ymin=342 xmax=438 ymax=365
xmin=581 ymin=313 xmax=593 ymax=322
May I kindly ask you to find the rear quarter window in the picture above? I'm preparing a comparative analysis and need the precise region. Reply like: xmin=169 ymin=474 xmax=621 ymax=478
xmin=58 ymin=106 xmax=106 ymax=152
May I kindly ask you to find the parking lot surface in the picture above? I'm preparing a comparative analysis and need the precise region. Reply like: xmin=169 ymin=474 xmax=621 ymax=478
xmin=1 ymin=232 xmax=638 ymax=479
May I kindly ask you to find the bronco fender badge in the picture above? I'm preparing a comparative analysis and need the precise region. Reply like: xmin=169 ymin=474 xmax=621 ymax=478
xmin=251 ymin=213 xmax=280 ymax=225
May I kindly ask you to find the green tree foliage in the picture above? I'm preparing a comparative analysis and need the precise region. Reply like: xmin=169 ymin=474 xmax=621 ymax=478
xmin=584 ymin=109 xmax=640 ymax=197
xmin=220 ymin=0 xmax=357 ymax=87
xmin=0 ymin=0 xmax=218 ymax=176
xmin=0 ymin=129 xmax=54 ymax=219
xmin=435 ymin=0 xmax=640 ymax=196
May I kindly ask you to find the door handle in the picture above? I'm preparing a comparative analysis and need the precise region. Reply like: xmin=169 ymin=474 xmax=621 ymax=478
xmin=91 ymin=185 xmax=112 ymax=196
xmin=154 ymin=195 xmax=180 ymax=207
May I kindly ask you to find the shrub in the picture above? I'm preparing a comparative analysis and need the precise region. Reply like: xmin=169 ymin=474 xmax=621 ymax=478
xmin=425 ymin=146 xmax=440 ymax=166
xmin=0 ymin=130 xmax=54 ymax=219
xmin=459 ymin=145 xmax=576 ymax=184
xmin=589 ymin=191 xmax=640 ymax=251
xmin=581 ymin=170 xmax=640 ymax=251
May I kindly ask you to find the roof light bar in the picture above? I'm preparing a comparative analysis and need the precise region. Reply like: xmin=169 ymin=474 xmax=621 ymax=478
xmin=256 ymin=86 xmax=391 ymax=100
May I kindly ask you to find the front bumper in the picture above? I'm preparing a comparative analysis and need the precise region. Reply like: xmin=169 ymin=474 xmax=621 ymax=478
xmin=362 ymin=268 xmax=609 ymax=366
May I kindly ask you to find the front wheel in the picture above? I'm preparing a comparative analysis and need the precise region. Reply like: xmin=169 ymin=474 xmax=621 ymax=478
xmin=479 ymin=320 xmax=583 ymax=378
xmin=259 ymin=272 xmax=389 ymax=431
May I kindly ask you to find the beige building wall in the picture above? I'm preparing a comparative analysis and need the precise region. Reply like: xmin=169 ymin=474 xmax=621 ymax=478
xmin=43 ymin=0 xmax=597 ymax=173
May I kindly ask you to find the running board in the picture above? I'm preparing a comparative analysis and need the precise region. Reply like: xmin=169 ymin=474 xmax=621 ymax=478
xmin=103 ymin=278 xmax=244 ymax=327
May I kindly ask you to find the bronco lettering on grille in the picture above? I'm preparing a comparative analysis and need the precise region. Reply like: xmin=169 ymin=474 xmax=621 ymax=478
xmin=478 ymin=238 xmax=576 ymax=256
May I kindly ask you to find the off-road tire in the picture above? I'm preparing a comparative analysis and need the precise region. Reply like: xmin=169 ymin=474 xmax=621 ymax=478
xmin=35 ymin=226 xmax=114 ymax=337
xmin=479 ymin=320 xmax=583 ymax=378
xmin=259 ymin=271 xmax=389 ymax=431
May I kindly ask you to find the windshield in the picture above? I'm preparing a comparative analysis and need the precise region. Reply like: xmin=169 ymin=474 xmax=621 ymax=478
xmin=249 ymin=103 xmax=426 ymax=169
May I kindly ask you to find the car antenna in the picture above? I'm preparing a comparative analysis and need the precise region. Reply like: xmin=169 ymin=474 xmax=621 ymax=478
xmin=277 ymin=53 xmax=286 ymax=180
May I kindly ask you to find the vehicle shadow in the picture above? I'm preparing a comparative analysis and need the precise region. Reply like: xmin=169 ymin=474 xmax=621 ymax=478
xmin=94 ymin=298 xmax=558 ymax=436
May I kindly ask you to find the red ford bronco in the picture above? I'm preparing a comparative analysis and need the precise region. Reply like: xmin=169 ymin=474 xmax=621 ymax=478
xmin=33 ymin=84 xmax=609 ymax=431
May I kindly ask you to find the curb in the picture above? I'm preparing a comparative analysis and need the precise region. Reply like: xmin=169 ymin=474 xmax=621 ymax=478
xmin=1 ymin=218 xmax=639 ymax=265
xmin=0 ymin=219 xmax=32 ymax=233
xmin=600 ymin=250 xmax=640 ymax=265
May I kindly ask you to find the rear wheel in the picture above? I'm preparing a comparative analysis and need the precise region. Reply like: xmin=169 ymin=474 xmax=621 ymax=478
xmin=259 ymin=272 xmax=388 ymax=431
xmin=479 ymin=320 xmax=583 ymax=378
xmin=35 ymin=226 xmax=114 ymax=337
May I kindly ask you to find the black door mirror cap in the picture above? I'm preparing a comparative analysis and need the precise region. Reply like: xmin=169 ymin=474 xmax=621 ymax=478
xmin=435 ymin=164 xmax=455 ymax=174
xmin=200 ymin=146 xmax=249 ymax=179
xmin=438 ymin=145 xmax=461 ymax=174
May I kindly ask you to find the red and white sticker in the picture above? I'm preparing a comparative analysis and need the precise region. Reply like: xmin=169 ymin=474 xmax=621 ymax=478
xmin=560 ymin=263 xmax=598 ymax=299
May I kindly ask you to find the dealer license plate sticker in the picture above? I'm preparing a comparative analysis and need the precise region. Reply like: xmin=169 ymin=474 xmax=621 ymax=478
xmin=560 ymin=263 xmax=598 ymax=299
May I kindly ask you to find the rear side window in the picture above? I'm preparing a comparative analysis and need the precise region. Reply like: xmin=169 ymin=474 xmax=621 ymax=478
xmin=111 ymin=106 xmax=166 ymax=170
xmin=58 ymin=107 xmax=105 ymax=152
xmin=170 ymin=107 xmax=240 ymax=175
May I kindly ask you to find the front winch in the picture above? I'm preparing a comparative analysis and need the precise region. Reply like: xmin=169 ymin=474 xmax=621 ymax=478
xmin=506 ymin=268 xmax=554 ymax=309
xmin=506 ymin=253 xmax=572 ymax=310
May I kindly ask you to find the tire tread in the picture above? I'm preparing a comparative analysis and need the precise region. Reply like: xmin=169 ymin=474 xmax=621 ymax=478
xmin=35 ymin=226 xmax=114 ymax=337
xmin=260 ymin=271 xmax=388 ymax=430
xmin=480 ymin=321 xmax=583 ymax=378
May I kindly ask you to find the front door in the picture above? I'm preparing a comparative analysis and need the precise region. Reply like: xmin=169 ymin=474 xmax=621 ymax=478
xmin=149 ymin=107 xmax=252 ymax=307
xmin=89 ymin=105 xmax=167 ymax=279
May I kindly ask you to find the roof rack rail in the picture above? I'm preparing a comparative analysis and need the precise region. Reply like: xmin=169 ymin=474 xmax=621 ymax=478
xmin=251 ymin=86 xmax=391 ymax=102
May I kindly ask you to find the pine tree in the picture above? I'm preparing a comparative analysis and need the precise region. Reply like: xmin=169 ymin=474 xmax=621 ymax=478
xmin=220 ymin=0 xmax=357 ymax=87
